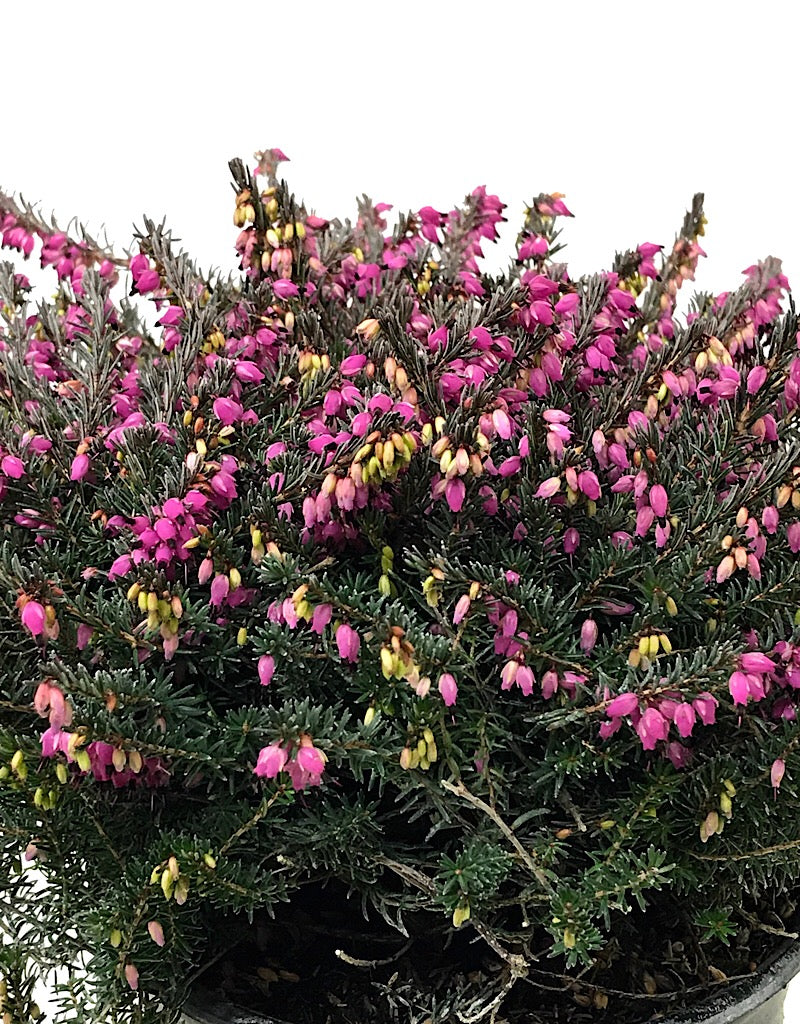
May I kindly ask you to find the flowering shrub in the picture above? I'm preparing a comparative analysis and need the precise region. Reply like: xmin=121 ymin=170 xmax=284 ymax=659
xmin=2 ymin=149 xmax=800 ymax=1023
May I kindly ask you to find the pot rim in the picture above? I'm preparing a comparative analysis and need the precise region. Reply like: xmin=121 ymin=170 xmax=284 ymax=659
xmin=183 ymin=937 xmax=800 ymax=1024
xmin=659 ymin=935 xmax=800 ymax=1024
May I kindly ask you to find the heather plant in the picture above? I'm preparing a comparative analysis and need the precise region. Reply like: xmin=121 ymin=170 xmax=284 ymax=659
xmin=1 ymin=149 xmax=800 ymax=1024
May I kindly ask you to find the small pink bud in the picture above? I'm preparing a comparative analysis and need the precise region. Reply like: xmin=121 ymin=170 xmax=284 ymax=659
xmin=147 ymin=920 xmax=165 ymax=947
xmin=124 ymin=963 xmax=139 ymax=990
xmin=771 ymin=758 xmax=786 ymax=790
xmin=453 ymin=594 xmax=471 ymax=625
xmin=580 ymin=618 xmax=598 ymax=653
xmin=198 ymin=557 xmax=214 ymax=585
xmin=438 ymin=672 xmax=458 ymax=706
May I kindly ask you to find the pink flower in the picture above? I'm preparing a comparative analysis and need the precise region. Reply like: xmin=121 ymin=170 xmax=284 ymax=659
xmin=210 ymin=574 xmax=230 ymax=606
xmin=340 ymin=354 xmax=367 ymax=376
xmin=453 ymin=594 xmax=471 ymax=625
xmin=21 ymin=600 xmax=46 ymax=636
xmin=70 ymin=453 xmax=90 ymax=481
xmin=673 ymin=702 xmax=696 ymax=738
xmin=771 ymin=758 xmax=786 ymax=791
xmin=1 ymin=454 xmax=24 ymax=478
xmin=606 ymin=693 xmax=639 ymax=718
xmin=311 ymin=603 xmax=332 ymax=634
xmin=649 ymin=484 xmax=668 ymax=518
xmin=147 ymin=921 xmax=165 ymax=947
xmin=438 ymin=673 xmax=458 ymax=706
xmin=788 ymin=522 xmax=800 ymax=553
xmin=535 ymin=477 xmax=560 ymax=499
xmin=729 ymin=671 xmax=751 ymax=706
xmin=515 ymin=665 xmax=535 ymax=696
xmin=445 ymin=477 xmax=466 ymax=513
xmin=273 ymin=279 xmax=299 ymax=299
xmin=213 ymin=397 xmax=244 ymax=426
xmin=108 ymin=554 xmax=132 ymax=580
xmin=336 ymin=623 xmax=361 ymax=663
xmin=692 ymin=692 xmax=718 ymax=725
xmin=254 ymin=742 xmax=289 ymax=778
xmin=636 ymin=707 xmax=669 ymax=750
xmin=580 ymin=618 xmax=598 ymax=653
xmin=296 ymin=740 xmax=325 ymax=776
xmin=740 ymin=652 xmax=777 ymax=674
xmin=124 ymin=964 xmax=139 ymax=991
xmin=258 ymin=655 xmax=275 ymax=686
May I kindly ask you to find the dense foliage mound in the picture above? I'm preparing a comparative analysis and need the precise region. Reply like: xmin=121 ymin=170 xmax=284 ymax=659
xmin=1 ymin=150 xmax=800 ymax=1023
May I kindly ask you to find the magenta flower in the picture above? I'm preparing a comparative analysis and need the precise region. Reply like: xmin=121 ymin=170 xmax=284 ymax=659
xmin=213 ymin=397 xmax=244 ymax=426
xmin=673 ymin=702 xmax=696 ymax=738
xmin=606 ymin=692 xmax=639 ymax=718
xmin=636 ymin=707 xmax=669 ymax=750
xmin=649 ymin=484 xmax=668 ymax=518
xmin=70 ymin=453 xmax=90 ymax=481
xmin=1 ymin=454 xmax=24 ymax=478
xmin=21 ymin=600 xmax=46 ymax=636
xmin=108 ymin=554 xmax=132 ymax=580
xmin=740 ymin=652 xmax=777 ymax=674
xmin=445 ymin=477 xmax=466 ymax=512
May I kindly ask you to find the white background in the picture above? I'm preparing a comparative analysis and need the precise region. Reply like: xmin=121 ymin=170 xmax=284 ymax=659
xmin=2 ymin=0 xmax=800 ymax=1019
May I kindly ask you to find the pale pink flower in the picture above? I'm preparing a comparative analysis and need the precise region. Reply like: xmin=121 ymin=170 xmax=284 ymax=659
xmin=771 ymin=758 xmax=786 ymax=791
xmin=336 ymin=623 xmax=361 ymax=663
xmin=438 ymin=673 xmax=458 ymax=706
xmin=258 ymin=655 xmax=275 ymax=686
xmin=254 ymin=742 xmax=289 ymax=779
xmin=147 ymin=920 xmax=165 ymax=947
xmin=580 ymin=618 xmax=598 ymax=653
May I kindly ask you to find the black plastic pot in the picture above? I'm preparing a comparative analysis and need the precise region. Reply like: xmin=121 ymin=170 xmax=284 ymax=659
xmin=182 ymin=937 xmax=800 ymax=1024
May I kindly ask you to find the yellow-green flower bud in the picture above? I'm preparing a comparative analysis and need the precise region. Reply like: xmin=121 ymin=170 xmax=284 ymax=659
xmin=229 ymin=567 xmax=242 ymax=590
xmin=453 ymin=903 xmax=471 ymax=928
xmin=665 ymin=596 xmax=678 ymax=616
xmin=127 ymin=582 xmax=141 ymax=602
xmin=378 ymin=574 xmax=391 ymax=597
xmin=237 ymin=627 xmax=248 ymax=646
xmin=147 ymin=591 xmax=159 ymax=613
xmin=109 ymin=928 xmax=123 ymax=948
